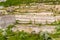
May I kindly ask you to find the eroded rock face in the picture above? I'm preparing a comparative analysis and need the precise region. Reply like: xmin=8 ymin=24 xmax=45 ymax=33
xmin=12 ymin=25 xmax=56 ymax=34
xmin=6 ymin=6 xmax=15 ymax=13
xmin=15 ymin=12 xmax=56 ymax=24
xmin=0 ymin=10 xmax=8 ymax=15
xmin=0 ymin=15 xmax=16 ymax=28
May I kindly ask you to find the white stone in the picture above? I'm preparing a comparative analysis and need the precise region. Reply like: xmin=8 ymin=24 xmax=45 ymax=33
xmin=0 ymin=0 xmax=6 ymax=2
